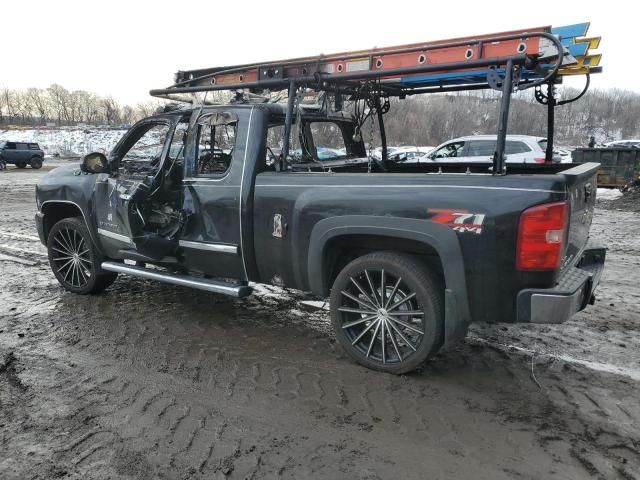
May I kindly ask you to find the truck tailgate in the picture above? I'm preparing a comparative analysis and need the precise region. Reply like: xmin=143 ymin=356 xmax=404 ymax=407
xmin=561 ymin=162 xmax=600 ymax=270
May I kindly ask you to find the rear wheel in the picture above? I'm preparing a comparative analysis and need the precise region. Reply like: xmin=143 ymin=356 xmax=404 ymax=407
xmin=30 ymin=157 xmax=43 ymax=169
xmin=47 ymin=217 xmax=117 ymax=294
xmin=330 ymin=252 xmax=443 ymax=374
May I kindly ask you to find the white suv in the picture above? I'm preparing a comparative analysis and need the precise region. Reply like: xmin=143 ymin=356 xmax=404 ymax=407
xmin=426 ymin=135 xmax=557 ymax=164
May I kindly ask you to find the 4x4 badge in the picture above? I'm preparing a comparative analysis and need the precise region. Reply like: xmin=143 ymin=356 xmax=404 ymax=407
xmin=428 ymin=208 xmax=485 ymax=234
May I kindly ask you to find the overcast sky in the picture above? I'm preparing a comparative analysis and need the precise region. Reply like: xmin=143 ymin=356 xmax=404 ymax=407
xmin=3 ymin=0 xmax=636 ymax=104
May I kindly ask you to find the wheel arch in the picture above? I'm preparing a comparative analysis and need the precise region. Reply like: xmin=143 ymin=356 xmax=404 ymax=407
xmin=308 ymin=215 xmax=472 ymax=346
xmin=41 ymin=200 xmax=101 ymax=251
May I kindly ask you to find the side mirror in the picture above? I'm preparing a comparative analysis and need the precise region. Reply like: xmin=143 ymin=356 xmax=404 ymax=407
xmin=81 ymin=152 xmax=109 ymax=174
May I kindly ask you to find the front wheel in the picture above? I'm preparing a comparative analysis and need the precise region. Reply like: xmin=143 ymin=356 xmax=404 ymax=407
xmin=330 ymin=252 xmax=443 ymax=374
xmin=16 ymin=162 xmax=27 ymax=169
xmin=47 ymin=217 xmax=118 ymax=294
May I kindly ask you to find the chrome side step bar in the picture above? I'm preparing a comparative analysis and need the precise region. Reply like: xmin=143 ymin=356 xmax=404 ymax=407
xmin=101 ymin=261 xmax=252 ymax=298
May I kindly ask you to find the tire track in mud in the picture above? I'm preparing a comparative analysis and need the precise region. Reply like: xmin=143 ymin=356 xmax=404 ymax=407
xmin=0 ymin=229 xmax=47 ymax=265
xmin=5 ymin=321 xmax=639 ymax=479
xmin=8 ymin=274 xmax=640 ymax=468
xmin=0 ymin=230 xmax=41 ymax=242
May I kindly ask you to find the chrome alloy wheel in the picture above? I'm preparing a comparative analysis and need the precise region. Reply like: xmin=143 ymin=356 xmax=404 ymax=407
xmin=50 ymin=227 xmax=93 ymax=289
xmin=337 ymin=269 xmax=425 ymax=365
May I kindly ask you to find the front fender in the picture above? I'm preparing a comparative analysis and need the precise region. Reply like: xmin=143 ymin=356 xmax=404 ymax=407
xmin=308 ymin=215 xmax=472 ymax=346
xmin=36 ymin=164 xmax=101 ymax=249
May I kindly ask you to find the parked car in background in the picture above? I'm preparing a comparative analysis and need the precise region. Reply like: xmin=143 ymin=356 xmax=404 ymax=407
xmin=427 ymin=135 xmax=558 ymax=164
xmin=371 ymin=146 xmax=398 ymax=160
xmin=387 ymin=146 xmax=434 ymax=163
xmin=370 ymin=146 xmax=433 ymax=162
xmin=0 ymin=141 xmax=44 ymax=169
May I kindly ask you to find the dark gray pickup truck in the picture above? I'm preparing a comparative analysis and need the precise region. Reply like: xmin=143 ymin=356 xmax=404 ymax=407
xmin=34 ymin=103 xmax=604 ymax=373
xmin=34 ymin=27 xmax=607 ymax=372
xmin=0 ymin=141 xmax=44 ymax=169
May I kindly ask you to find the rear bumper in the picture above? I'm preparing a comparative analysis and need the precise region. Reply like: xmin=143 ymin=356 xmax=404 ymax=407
xmin=516 ymin=247 xmax=606 ymax=323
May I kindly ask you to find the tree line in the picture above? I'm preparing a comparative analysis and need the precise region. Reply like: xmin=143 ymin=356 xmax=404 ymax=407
xmin=1 ymin=83 xmax=638 ymax=147
xmin=0 ymin=84 xmax=160 ymax=127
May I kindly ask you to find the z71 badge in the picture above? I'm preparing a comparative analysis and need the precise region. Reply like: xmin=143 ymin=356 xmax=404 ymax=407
xmin=428 ymin=208 xmax=486 ymax=234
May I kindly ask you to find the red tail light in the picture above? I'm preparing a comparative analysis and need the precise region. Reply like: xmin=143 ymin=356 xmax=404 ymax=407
xmin=533 ymin=157 xmax=546 ymax=164
xmin=516 ymin=202 xmax=567 ymax=271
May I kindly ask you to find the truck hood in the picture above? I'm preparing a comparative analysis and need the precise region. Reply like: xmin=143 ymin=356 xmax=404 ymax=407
xmin=43 ymin=163 xmax=82 ymax=178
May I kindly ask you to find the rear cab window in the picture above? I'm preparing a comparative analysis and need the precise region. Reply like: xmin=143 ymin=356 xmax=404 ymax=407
xmin=307 ymin=121 xmax=349 ymax=161
xmin=262 ymin=114 xmax=366 ymax=173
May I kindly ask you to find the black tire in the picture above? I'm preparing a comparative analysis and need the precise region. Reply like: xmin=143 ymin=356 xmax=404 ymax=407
xmin=30 ymin=157 xmax=43 ymax=169
xmin=16 ymin=162 xmax=27 ymax=169
xmin=330 ymin=251 xmax=443 ymax=374
xmin=47 ymin=217 xmax=118 ymax=294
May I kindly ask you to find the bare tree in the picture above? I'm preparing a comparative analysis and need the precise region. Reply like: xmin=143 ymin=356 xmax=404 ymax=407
xmin=101 ymin=96 xmax=121 ymax=125
xmin=48 ymin=84 xmax=70 ymax=125
xmin=120 ymin=105 xmax=135 ymax=125
xmin=16 ymin=91 xmax=34 ymax=123
xmin=1 ymin=87 xmax=20 ymax=121
xmin=26 ymin=88 xmax=51 ymax=123
xmin=135 ymin=101 xmax=162 ymax=119
xmin=74 ymin=91 xmax=100 ymax=125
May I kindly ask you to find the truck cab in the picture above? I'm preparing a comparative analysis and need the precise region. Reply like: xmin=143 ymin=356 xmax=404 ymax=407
xmin=67 ymin=104 xmax=369 ymax=281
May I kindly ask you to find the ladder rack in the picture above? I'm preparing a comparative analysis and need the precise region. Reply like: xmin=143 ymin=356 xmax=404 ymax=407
xmin=150 ymin=23 xmax=601 ymax=98
xmin=148 ymin=22 xmax=601 ymax=177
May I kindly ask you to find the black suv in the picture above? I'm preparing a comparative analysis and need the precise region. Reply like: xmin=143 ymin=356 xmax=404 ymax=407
xmin=0 ymin=141 xmax=44 ymax=169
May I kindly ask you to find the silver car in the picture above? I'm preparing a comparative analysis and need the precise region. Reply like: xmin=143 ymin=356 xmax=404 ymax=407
xmin=427 ymin=135 xmax=557 ymax=164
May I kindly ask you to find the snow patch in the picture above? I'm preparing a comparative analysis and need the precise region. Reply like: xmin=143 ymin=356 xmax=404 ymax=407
xmin=0 ymin=127 xmax=127 ymax=156
xmin=597 ymin=188 xmax=623 ymax=201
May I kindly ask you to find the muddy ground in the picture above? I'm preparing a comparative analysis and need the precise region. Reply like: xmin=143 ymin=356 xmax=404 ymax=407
xmin=1 ymin=161 xmax=639 ymax=479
